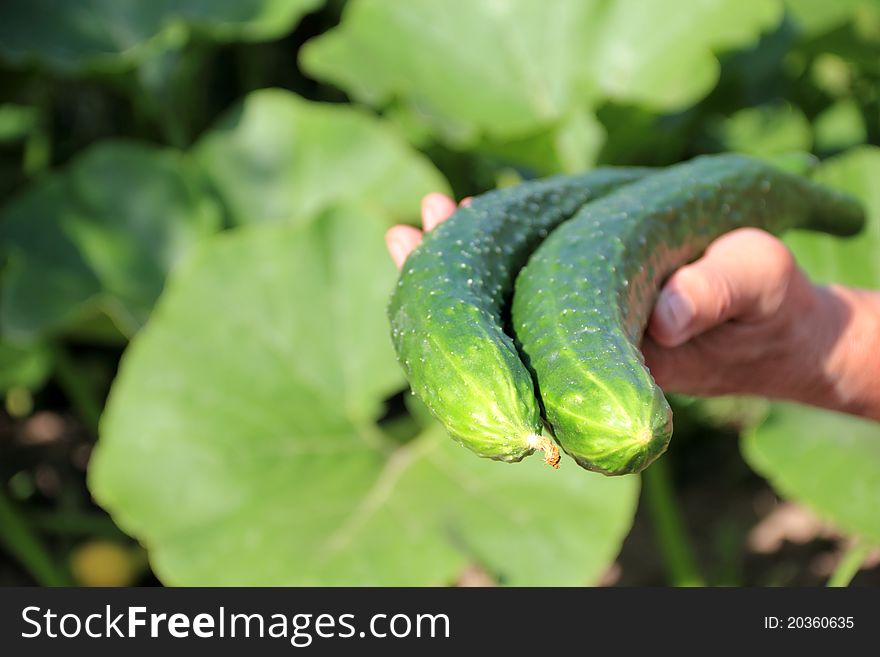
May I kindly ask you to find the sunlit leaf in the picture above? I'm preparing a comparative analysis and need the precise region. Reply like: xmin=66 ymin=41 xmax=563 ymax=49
xmin=194 ymin=89 xmax=449 ymax=226
xmin=301 ymin=0 xmax=781 ymax=156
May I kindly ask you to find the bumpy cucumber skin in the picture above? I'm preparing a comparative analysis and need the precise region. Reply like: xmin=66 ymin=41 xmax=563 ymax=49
xmin=513 ymin=154 xmax=865 ymax=476
xmin=389 ymin=169 xmax=649 ymax=463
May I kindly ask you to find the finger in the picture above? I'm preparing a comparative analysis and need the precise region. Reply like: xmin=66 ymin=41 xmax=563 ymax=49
xmin=648 ymin=228 xmax=795 ymax=348
xmin=385 ymin=225 xmax=423 ymax=269
xmin=422 ymin=193 xmax=458 ymax=232
xmin=460 ymin=196 xmax=473 ymax=207
xmin=642 ymin=336 xmax=707 ymax=393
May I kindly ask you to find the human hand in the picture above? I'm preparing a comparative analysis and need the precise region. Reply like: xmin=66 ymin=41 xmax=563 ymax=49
xmin=386 ymin=194 xmax=880 ymax=420
xmin=641 ymin=229 xmax=844 ymax=403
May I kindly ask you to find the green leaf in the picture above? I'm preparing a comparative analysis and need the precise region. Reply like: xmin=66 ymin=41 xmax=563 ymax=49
xmin=786 ymin=0 xmax=866 ymax=37
xmin=90 ymin=211 xmax=638 ymax=585
xmin=0 ymin=0 xmax=321 ymax=73
xmin=0 ymin=104 xmax=38 ymax=143
xmin=784 ymin=146 xmax=880 ymax=288
xmin=0 ymin=340 xmax=52 ymax=392
xmin=0 ymin=175 xmax=101 ymax=340
xmin=813 ymin=99 xmax=867 ymax=154
xmin=194 ymin=89 xmax=449 ymax=226
xmin=743 ymin=403 xmax=880 ymax=543
xmin=715 ymin=103 xmax=812 ymax=158
xmin=481 ymin=110 xmax=606 ymax=175
xmin=596 ymin=104 xmax=690 ymax=167
xmin=0 ymin=141 xmax=221 ymax=340
xmin=301 ymin=0 xmax=781 ymax=149
xmin=585 ymin=0 xmax=782 ymax=108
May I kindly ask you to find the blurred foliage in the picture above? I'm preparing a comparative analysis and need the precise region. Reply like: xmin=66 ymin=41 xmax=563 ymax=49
xmin=0 ymin=142 xmax=221 ymax=341
xmin=744 ymin=404 xmax=880 ymax=545
xmin=0 ymin=0 xmax=878 ymax=585
xmin=0 ymin=0 xmax=323 ymax=72
xmin=0 ymin=341 xmax=52 ymax=393
xmin=784 ymin=146 xmax=880 ymax=287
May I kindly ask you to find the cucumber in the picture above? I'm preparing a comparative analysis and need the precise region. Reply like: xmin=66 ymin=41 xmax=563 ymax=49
xmin=512 ymin=154 xmax=865 ymax=476
xmin=388 ymin=168 xmax=649 ymax=465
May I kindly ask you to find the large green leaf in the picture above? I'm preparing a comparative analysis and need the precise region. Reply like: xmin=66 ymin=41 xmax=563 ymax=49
xmin=585 ymin=0 xmax=782 ymax=108
xmin=743 ymin=404 xmax=880 ymax=543
xmin=90 ymin=210 xmax=638 ymax=585
xmin=784 ymin=146 xmax=880 ymax=288
xmin=301 ymin=0 xmax=781 ymax=161
xmin=194 ymin=89 xmax=449 ymax=226
xmin=0 ymin=141 xmax=221 ymax=340
xmin=0 ymin=0 xmax=321 ymax=73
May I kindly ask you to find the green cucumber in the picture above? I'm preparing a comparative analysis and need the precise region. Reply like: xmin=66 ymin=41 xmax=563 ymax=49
xmin=512 ymin=154 xmax=865 ymax=476
xmin=388 ymin=168 xmax=649 ymax=465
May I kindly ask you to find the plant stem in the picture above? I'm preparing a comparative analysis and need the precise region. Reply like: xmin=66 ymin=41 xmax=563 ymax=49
xmin=0 ymin=489 xmax=72 ymax=586
xmin=827 ymin=542 xmax=872 ymax=587
xmin=642 ymin=458 xmax=705 ymax=586
xmin=51 ymin=344 xmax=103 ymax=436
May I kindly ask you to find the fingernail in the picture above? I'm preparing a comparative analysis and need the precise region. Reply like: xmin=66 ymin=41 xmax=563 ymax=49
xmin=387 ymin=238 xmax=406 ymax=268
xmin=656 ymin=290 xmax=694 ymax=344
xmin=422 ymin=194 xmax=451 ymax=231
xmin=423 ymin=203 xmax=442 ymax=231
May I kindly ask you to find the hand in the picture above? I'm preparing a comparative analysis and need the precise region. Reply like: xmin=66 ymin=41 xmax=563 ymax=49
xmin=639 ymin=229 xmax=869 ymax=414
xmin=386 ymin=194 xmax=880 ymax=420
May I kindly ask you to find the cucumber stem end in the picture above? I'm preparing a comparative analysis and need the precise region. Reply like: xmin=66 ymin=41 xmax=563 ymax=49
xmin=526 ymin=433 xmax=560 ymax=469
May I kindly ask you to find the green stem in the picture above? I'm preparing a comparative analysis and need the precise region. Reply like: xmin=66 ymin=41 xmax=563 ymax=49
xmin=0 ymin=489 xmax=72 ymax=586
xmin=827 ymin=542 xmax=872 ymax=587
xmin=642 ymin=459 xmax=705 ymax=586
xmin=51 ymin=344 xmax=102 ymax=436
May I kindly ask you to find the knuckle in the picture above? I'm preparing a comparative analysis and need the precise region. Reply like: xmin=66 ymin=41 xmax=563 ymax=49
xmin=676 ymin=263 xmax=731 ymax=323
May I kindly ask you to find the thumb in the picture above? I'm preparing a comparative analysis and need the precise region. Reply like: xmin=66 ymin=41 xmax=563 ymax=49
xmin=648 ymin=228 xmax=796 ymax=348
